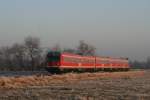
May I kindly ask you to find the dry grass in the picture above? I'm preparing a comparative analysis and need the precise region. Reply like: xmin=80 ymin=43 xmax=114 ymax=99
xmin=0 ymin=70 xmax=145 ymax=89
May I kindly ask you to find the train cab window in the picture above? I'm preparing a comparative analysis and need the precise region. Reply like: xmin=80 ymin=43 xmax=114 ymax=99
xmin=47 ymin=51 xmax=60 ymax=62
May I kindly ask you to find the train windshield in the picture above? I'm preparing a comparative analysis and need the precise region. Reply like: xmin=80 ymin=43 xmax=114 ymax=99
xmin=47 ymin=51 xmax=61 ymax=62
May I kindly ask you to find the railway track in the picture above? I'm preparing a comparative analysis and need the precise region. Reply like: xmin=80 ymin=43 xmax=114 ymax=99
xmin=0 ymin=69 xmax=145 ymax=77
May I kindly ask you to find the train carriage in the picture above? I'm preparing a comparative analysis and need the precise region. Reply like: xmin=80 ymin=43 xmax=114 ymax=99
xmin=61 ymin=53 xmax=95 ymax=69
xmin=45 ymin=51 xmax=130 ymax=73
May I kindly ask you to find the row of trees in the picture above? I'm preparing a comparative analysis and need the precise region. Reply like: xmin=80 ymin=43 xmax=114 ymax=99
xmin=0 ymin=36 xmax=149 ymax=71
xmin=0 ymin=36 xmax=43 ymax=71
xmin=0 ymin=37 xmax=96 ymax=71
xmin=130 ymin=57 xmax=150 ymax=69
xmin=54 ymin=40 xmax=96 ymax=56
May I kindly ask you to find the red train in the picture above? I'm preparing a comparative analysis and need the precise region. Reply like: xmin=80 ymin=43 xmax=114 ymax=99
xmin=45 ymin=51 xmax=130 ymax=73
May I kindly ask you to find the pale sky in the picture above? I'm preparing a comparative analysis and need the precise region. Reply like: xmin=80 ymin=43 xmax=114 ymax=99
xmin=0 ymin=0 xmax=150 ymax=61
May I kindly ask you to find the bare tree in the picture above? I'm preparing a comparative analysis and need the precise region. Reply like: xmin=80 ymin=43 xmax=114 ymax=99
xmin=146 ymin=56 xmax=150 ymax=69
xmin=77 ymin=40 xmax=96 ymax=56
xmin=11 ymin=43 xmax=25 ymax=68
xmin=24 ymin=36 xmax=42 ymax=70
xmin=0 ymin=46 xmax=14 ymax=70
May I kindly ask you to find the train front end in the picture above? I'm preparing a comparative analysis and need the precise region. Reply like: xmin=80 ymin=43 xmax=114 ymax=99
xmin=45 ymin=51 xmax=61 ymax=73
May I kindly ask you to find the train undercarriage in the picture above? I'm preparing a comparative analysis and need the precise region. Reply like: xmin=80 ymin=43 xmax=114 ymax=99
xmin=45 ymin=67 xmax=130 ymax=74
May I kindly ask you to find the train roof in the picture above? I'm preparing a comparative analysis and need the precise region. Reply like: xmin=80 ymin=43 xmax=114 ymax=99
xmin=96 ymin=56 xmax=128 ymax=60
xmin=62 ymin=52 xmax=128 ymax=60
xmin=48 ymin=51 xmax=129 ymax=60
xmin=62 ymin=52 xmax=95 ymax=58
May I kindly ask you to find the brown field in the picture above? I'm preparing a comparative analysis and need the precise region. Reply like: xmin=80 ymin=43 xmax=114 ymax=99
xmin=0 ymin=70 xmax=149 ymax=100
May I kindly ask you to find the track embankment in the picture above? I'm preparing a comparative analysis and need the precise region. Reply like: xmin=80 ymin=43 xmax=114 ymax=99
xmin=0 ymin=70 xmax=145 ymax=89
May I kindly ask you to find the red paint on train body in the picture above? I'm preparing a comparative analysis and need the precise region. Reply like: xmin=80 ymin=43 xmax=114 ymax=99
xmin=46 ymin=52 xmax=130 ymax=73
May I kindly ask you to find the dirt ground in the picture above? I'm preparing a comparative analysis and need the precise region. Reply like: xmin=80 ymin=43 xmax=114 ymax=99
xmin=0 ymin=70 xmax=149 ymax=100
